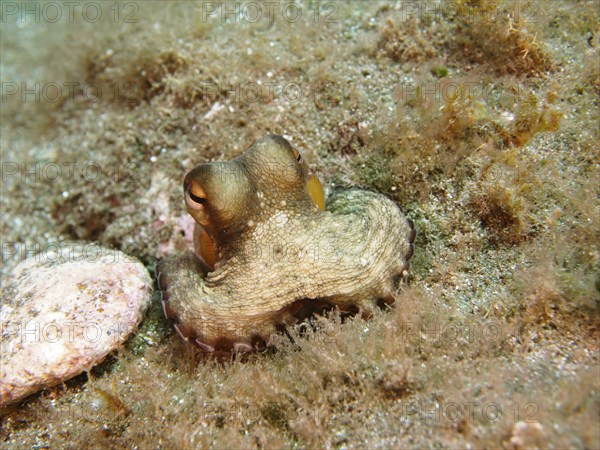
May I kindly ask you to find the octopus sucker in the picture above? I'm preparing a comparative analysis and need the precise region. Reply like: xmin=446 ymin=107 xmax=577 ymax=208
xmin=157 ymin=134 xmax=415 ymax=354
xmin=160 ymin=292 xmax=174 ymax=320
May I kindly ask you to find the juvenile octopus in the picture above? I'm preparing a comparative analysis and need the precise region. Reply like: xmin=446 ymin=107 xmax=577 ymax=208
xmin=157 ymin=134 xmax=415 ymax=353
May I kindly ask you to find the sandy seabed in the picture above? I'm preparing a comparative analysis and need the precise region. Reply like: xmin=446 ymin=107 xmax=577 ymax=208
xmin=1 ymin=1 xmax=598 ymax=448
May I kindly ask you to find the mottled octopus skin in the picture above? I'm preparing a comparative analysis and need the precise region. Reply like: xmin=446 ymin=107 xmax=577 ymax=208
xmin=157 ymin=134 xmax=415 ymax=353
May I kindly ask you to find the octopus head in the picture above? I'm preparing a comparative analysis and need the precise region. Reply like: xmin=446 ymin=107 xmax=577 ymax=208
xmin=184 ymin=134 xmax=316 ymax=242
xmin=184 ymin=159 xmax=251 ymax=240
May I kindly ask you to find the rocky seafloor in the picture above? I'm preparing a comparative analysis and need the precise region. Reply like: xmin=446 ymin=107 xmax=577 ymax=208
xmin=1 ymin=1 xmax=598 ymax=448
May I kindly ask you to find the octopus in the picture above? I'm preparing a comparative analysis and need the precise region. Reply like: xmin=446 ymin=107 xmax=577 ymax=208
xmin=157 ymin=134 xmax=415 ymax=354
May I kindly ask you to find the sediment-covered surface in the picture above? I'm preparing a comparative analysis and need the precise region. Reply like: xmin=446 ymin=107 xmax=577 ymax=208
xmin=0 ymin=1 xmax=598 ymax=448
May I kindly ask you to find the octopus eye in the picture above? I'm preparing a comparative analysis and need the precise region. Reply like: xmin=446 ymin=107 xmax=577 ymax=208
xmin=189 ymin=192 xmax=206 ymax=205
xmin=292 ymin=147 xmax=303 ymax=163
xmin=186 ymin=181 xmax=207 ymax=211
